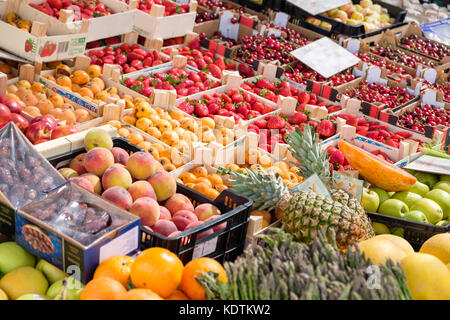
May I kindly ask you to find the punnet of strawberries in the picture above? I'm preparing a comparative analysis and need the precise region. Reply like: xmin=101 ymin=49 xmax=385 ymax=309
xmin=284 ymin=62 xmax=357 ymax=87
xmin=397 ymin=104 xmax=449 ymax=133
xmin=248 ymin=111 xmax=337 ymax=152
xmin=120 ymin=0 xmax=190 ymax=15
xmin=241 ymin=78 xmax=342 ymax=114
xmin=121 ymin=68 xmax=221 ymax=98
xmin=399 ymin=35 xmax=450 ymax=60
xmin=370 ymin=43 xmax=436 ymax=69
xmin=233 ymin=34 xmax=296 ymax=65
xmin=356 ymin=52 xmax=408 ymax=77
xmin=86 ymin=43 xmax=169 ymax=74
xmin=343 ymin=80 xmax=414 ymax=109
xmin=177 ymin=88 xmax=274 ymax=123
xmin=30 ymin=0 xmax=114 ymax=21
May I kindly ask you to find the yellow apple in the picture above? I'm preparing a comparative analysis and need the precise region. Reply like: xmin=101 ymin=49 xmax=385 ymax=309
xmin=360 ymin=0 xmax=373 ymax=9
xmin=351 ymin=11 xmax=364 ymax=21
xmin=335 ymin=10 xmax=349 ymax=22
xmin=327 ymin=8 xmax=339 ymax=17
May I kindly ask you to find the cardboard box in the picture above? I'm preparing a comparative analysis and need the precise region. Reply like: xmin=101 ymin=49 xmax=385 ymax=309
xmin=17 ymin=182 xmax=140 ymax=283
xmin=0 ymin=0 xmax=87 ymax=62
xmin=22 ymin=0 xmax=135 ymax=42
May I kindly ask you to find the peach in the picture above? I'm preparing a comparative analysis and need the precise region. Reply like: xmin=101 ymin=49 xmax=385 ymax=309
xmin=80 ymin=173 xmax=102 ymax=195
xmin=69 ymin=153 xmax=87 ymax=175
xmin=126 ymin=152 xmax=163 ymax=180
xmin=128 ymin=181 xmax=157 ymax=202
xmin=152 ymin=220 xmax=178 ymax=237
xmin=111 ymin=147 xmax=129 ymax=165
xmin=102 ymin=166 xmax=133 ymax=190
xmin=102 ymin=186 xmax=133 ymax=211
xmin=172 ymin=211 xmax=198 ymax=231
xmin=165 ymin=193 xmax=194 ymax=215
xmin=84 ymin=147 xmax=114 ymax=176
xmin=148 ymin=171 xmax=176 ymax=201
xmin=194 ymin=203 xmax=221 ymax=221
xmin=205 ymin=215 xmax=227 ymax=232
xmin=58 ymin=167 xmax=78 ymax=180
xmin=159 ymin=206 xmax=172 ymax=220
xmin=70 ymin=177 xmax=94 ymax=193
xmin=129 ymin=197 xmax=160 ymax=227
xmin=185 ymin=221 xmax=213 ymax=240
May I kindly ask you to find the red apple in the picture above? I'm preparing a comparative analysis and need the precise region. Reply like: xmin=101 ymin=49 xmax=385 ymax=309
xmin=51 ymin=125 xmax=79 ymax=139
xmin=30 ymin=115 xmax=58 ymax=131
xmin=0 ymin=104 xmax=12 ymax=123
xmin=26 ymin=121 xmax=53 ymax=143
xmin=3 ymin=97 xmax=22 ymax=114
xmin=10 ymin=113 xmax=29 ymax=132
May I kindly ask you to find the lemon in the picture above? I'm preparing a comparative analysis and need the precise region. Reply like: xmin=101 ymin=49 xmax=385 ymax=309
xmin=420 ymin=233 xmax=450 ymax=265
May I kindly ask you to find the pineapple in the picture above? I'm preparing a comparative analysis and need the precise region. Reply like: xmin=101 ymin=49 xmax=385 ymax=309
xmin=218 ymin=125 xmax=374 ymax=251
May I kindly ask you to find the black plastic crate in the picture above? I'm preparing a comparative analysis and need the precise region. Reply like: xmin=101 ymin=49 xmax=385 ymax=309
xmin=47 ymin=137 xmax=143 ymax=168
xmin=140 ymin=184 xmax=253 ymax=264
xmin=286 ymin=0 xmax=407 ymax=39
xmin=46 ymin=137 xmax=254 ymax=264
xmin=367 ymin=211 xmax=449 ymax=250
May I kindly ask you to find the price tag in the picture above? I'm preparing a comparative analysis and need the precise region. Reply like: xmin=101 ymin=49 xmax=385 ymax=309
xmin=421 ymin=90 xmax=445 ymax=108
xmin=345 ymin=39 xmax=360 ymax=54
xmin=192 ymin=237 xmax=218 ymax=259
xmin=286 ymin=0 xmax=351 ymax=15
xmin=219 ymin=11 xmax=239 ymax=41
xmin=290 ymin=37 xmax=360 ymax=78
xmin=404 ymin=155 xmax=450 ymax=176
xmin=267 ymin=28 xmax=282 ymax=38
xmin=332 ymin=171 xmax=364 ymax=203
xmin=272 ymin=12 xmax=289 ymax=28
xmin=176 ymin=0 xmax=189 ymax=4
xmin=290 ymin=173 xmax=331 ymax=198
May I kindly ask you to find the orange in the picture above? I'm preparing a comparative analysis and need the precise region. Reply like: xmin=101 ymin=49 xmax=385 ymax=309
xmin=91 ymin=77 xmax=105 ymax=91
xmin=195 ymin=177 xmax=212 ymax=188
xmin=207 ymin=174 xmax=223 ymax=186
xmin=130 ymin=247 xmax=184 ymax=298
xmin=204 ymin=188 xmax=220 ymax=199
xmin=87 ymin=64 xmax=102 ymax=78
xmin=56 ymin=76 xmax=72 ymax=89
xmin=180 ymin=172 xmax=197 ymax=184
xmin=127 ymin=132 xmax=144 ymax=146
xmin=166 ymin=289 xmax=189 ymax=300
xmin=192 ymin=166 xmax=208 ymax=178
xmin=214 ymin=184 xmax=228 ymax=193
xmin=78 ymin=87 xmax=94 ymax=99
xmin=185 ymin=182 xmax=195 ymax=189
xmin=181 ymin=257 xmax=227 ymax=300
xmin=93 ymin=255 xmax=135 ymax=287
xmin=193 ymin=182 xmax=210 ymax=195
xmin=122 ymin=289 xmax=163 ymax=300
xmin=71 ymin=70 xmax=90 ymax=85
xmin=80 ymin=277 xmax=127 ymax=300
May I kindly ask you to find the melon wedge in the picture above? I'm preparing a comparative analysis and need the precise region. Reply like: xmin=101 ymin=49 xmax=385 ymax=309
xmin=338 ymin=140 xmax=417 ymax=191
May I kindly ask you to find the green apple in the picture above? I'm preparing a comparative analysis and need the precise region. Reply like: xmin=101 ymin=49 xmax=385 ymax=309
xmin=0 ymin=242 xmax=35 ymax=275
xmin=387 ymin=192 xmax=395 ymax=198
xmin=440 ymin=175 xmax=450 ymax=182
xmin=436 ymin=220 xmax=449 ymax=226
xmin=424 ymin=189 xmax=450 ymax=219
xmin=404 ymin=210 xmax=428 ymax=223
xmin=410 ymin=198 xmax=443 ymax=224
xmin=433 ymin=181 xmax=450 ymax=194
xmin=414 ymin=172 xmax=439 ymax=189
xmin=362 ymin=189 xmax=380 ymax=212
xmin=370 ymin=187 xmax=390 ymax=204
xmin=371 ymin=222 xmax=390 ymax=235
xmin=16 ymin=294 xmax=49 ymax=300
xmin=408 ymin=181 xmax=430 ymax=197
xmin=392 ymin=191 xmax=422 ymax=209
xmin=46 ymin=278 xmax=84 ymax=300
xmin=378 ymin=199 xmax=409 ymax=218
xmin=390 ymin=227 xmax=404 ymax=238
xmin=35 ymin=259 xmax=67 ymax=285
xmin=84 ymin=128 xmax=113 ymax=151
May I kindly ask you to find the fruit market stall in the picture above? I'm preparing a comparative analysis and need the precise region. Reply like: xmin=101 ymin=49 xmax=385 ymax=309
xmin=0 ymin=0 xmax=449 ymax=303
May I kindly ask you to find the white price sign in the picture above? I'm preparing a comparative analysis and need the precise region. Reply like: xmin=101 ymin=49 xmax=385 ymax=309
xmin=286 ymin=0 xmax=351 ymax=15
xmin=290 ymin=37 xmax=360 ymax=78
xmin=218 ymin=11 xmax=239 ymax=41
xmin=272 ymin=12 xmax=289 ymax=28
xmin=290 ymin=173 xmax=331 ymax=198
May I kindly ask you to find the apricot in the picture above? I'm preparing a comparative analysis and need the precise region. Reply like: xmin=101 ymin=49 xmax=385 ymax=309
xmin=36 ymin=99 xmax=54 ymax=115
xmin=23 ymin=106 xmax=41 ymax=117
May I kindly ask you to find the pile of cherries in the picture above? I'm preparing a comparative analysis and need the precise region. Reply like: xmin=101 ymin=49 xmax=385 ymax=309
xmin=234 ymin=35 xmax=296 ymax=65
xmin=398 ymin=104 xmax=449 ymax=133
xmin=370 ymin=44 xmax=436 ymax=69
xmin=400 ymin=35 xmax=449 ymax=60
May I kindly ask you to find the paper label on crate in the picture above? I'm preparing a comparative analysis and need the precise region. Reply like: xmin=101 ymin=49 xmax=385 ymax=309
xmin=176 ymin=0 xmax=189 ymax=3
xmin=99 ymin=226 xmax=139 ymax=263
xmin=286 ymin=0 xmax=351 ymax=15
xmin=404 ymin=155 xmax=450 ymax=176
xmin=192 ymin=236 xmax=218 ymax=259
xmin=352 ymin=63 xmax=367 ymax=78
xmin=332 ymin=171 xmax=364 ymax=202
xmin=272 ymin=12 xmax=289 ymax=28
xmin=267 ymin=28 xmax=282 ymax=38
xmin=290 ymin=37 xmax=360 ymax=78
xmin=422 ymin=90 xmax=445 ymax=108
xmin=219 ymin=11 xmax=239 ymax=41
xmin=290 ymin=173 xmax=331 ymax=198
xmin=366 ymin=67 xmax=387 ymax=85
xmin=423 ymin=69 xmax=437 ymax=84
xmin=345 ymin=39 xmax=360 ymax=54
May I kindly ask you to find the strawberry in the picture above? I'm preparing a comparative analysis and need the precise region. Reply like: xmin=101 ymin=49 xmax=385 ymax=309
xmin=237 ymin=104 xmax=249 ymax=118
xmin=287 ymin=112 xmax=307 ymax=125
xmin=395 ymin=131 xmax=412 ymax=139
xmin=252 ymin=101 xmax=264 ymax=114
xmin=188 ymin=38 xmax=200 ymax=50
xmin=267 ymin=116 xmax=286 ymax=129
xmin=385 ymin=138 xmax=399 ymax=148
xmin=307 ymin=120 xmax=319 ymax=128
xmin=330 ymin=150 xmax=345 ymax=165
xmin=254 ymin=119 xmax=268 ymax=129
xmin=316 ymin=120 xmax=336 ymax=137
xmin=327 ymin=105 xmax=341 ymax=113
xmin=366 ymin=131 xmax=379 ymax=139
xmin=337 ymin=114 xmax=356 ymax=121
xmin=194 ymin=103 xmax=209 ymax=117
xmin=370 ymin=125 xmax=387 ymax=131
xmin=346 ymin=119 xmax=358 ymax=127
xmin=207 ymin=103 xmax=219 ymax=115
xmin=327 ymin=145 xmax=337 ymax=155
xmin=298 ymin=91 xmax=310 ymax=104
xmin=277 ymin=81 xmax=292 ymax=97
xmin=356 ymin=116 xmax=367 ymax=126
xmin=238 ymin=63 xmax=254 ymax=77
xmin=262 ymin=105 xmax=273 ymax=114
xmin=247 ymin=124 xmax=260 ymax=134
xmin=207 ymin=64 xmax=222 ymax=79
xmin=214 ymin=58 xmax=226 ymax=71
xmin=378 ymin=129 xmax=391 ymax=139
xmin=256 ymin=78 xmax=275 ymax=91
xmin=225 ymin=59 xmax=236 ymax=70
xmin=178 ymin=102 xmax=194 ymax=115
